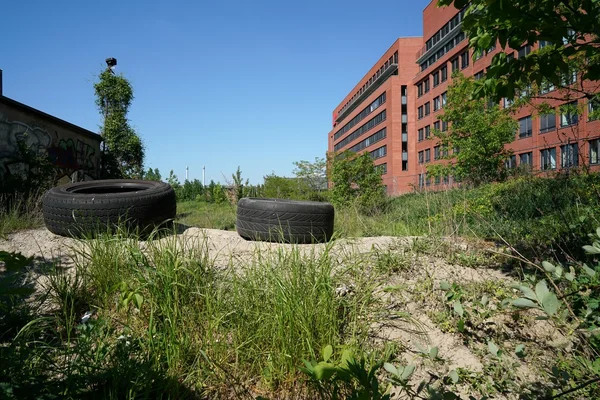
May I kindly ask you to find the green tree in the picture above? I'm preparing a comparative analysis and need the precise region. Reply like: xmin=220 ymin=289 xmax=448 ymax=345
xmin=167 ymin=170 xmax=180 ymax=188
xmin=437 ymin=0 xmax=600 ymax=107
xmin=143 ymin=167 xmax=162 ymax=182
xmin=428 ymin=73 xmax=518 ymax=186
xmin=329 ymin=151 xmax=386 ymax=213
xmin=94 ymin=68 xmax=144 ymax=178
xmin=292 ymin=157 xmax=327 ymax=198
xmin=231 ymin=166 xmax=249 ymax=203
xmin=262 ymin=173 xmax=304 ymax=199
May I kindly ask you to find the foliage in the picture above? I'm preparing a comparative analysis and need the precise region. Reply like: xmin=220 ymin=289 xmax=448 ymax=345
xmin=437 ymin=0 xmax=600 ymax=105
xmin=293 ymin=157 xmax=328 ymax=200
xmin=166 ymin=169 xmax=180 ymax=188
xmin=143 ymin=167 xmax=162 ymax=182
xmin=428 ymin=73 xmax=518 ymax=186
xmin=94 ymin=69 xmax=144 ymax=179
xmin=262 ymin=173 xmax=306 ymax=200
xmin=328 ymin=151 xmax=386 ymax=214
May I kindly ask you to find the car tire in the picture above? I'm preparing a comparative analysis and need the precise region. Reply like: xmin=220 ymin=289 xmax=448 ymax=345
xmin=42 ymin=179 xmax=177 ymax=238
xmin=236 ymin=198 xmax=335 ymax=244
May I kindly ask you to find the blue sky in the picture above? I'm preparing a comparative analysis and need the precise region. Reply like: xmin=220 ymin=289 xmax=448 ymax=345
xmin=1 ymin=0 xmax=429 ymax=184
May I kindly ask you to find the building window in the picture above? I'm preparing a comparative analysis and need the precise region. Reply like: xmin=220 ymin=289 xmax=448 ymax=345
xmin=334 ymin=92 xmax=387 ymax=140
xmin=343 ymin=128 xmax=387 ymax=153
xmin=519 ymin=152 xmax=533 ymax=166
xmin=589 ymin=98 xmax=599 ymax=120
xmin=425 ymin=148 xmax=431 ymax=163
xmin=441 ymin=120 xmax=448 ymax=132
xmin=418 ymin=128 xmax=424 ymax=142
xmin=474 ymin=70 xmax=484 ymax=80
xmin=561 ymin=69 xmax=577 ymax=86
xmin=590 ymin=139 xmax=600 ymax=164
xmin=334 ymin=110 xmax=387 ymax=151
xmin=434 ymin=145 xmax=441 ymax=160
xmin=424 ymin=78 xmax=430 ymax=93
xmin=370 ymin=145 xmax=387 ymax=160
xmin=418 ymin=106 xmax=424 ymax=119
xmin=539 ymin=113 xmax=556 ymax=133
xmin=433 ymin=121 xmax=440 ymax=132
xmin=441 ymin=92 xmax=447 ymax=107
xmin=418 ymin=151 xmax=424 ymax=164
xmin=425 ymin=125 xmax=431 ymax=139
xmin=417 ymin=82 xmax=423 ymax=97
xmin=540 ymin=80 xmax=556 ymax=94
xmin=451 ymin=57 xmax=459 ymax=72
xmin=418 ymin=173 xmax=425 ymax=188
xmin=433 ymin=71 xmax=440 ymax=87
xmin=560 ymin=143 xmax=579 ymax=168
xmin=539 ymin=40 xmax=551 ymax=49
xmin=560 ymin=101 xmax=579 ymax=127
xmin=518 ymin=116 xmax=533 ymax=138
xmin=460 ymin=51 xmax=469 ymax=69
xmin=376 ymin=163 xmax=387 ymax=175
xmin=518 ymin=45 xmax=531 ymax=58
xmin=433 ymin=96 xmax=441 ymax=111
xmin=486 ymin=44 xmax=497 ymax=54
xmin=441 ymin=66 xmax=448 ymax=82
xmin=541 ymin=147 xmax=557 ymax=170
xmin=505 ymin=155 xmax=517 ymax=169
xmin=424 ymin=102 xmax=431 ymax=116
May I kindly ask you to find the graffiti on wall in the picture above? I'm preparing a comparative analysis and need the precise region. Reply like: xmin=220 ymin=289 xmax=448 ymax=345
xmin=0 ymin=115 xmax=97 ymax=182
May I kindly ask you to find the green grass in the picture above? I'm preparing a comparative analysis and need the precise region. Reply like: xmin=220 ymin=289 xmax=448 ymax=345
xmin=176 ymin=200 xmax=236 ymax=230
xmin=0 ymin=194 xmax=44 ymax=237
xmin=1 ymin=227 xmax=379 ymax=398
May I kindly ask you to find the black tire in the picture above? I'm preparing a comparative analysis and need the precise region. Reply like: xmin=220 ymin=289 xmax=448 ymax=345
xmin=42 ymin=179 xmax=177 ymax=238
xmin=236 ymin=198 xmax=335 ymax=244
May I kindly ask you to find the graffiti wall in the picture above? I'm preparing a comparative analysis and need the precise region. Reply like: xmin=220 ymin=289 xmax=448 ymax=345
xmin=0 ymin=98 xmax=101 ymax=184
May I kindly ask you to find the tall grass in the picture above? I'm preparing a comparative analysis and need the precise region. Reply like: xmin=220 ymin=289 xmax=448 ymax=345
xmin=0 ymin=193 xmax=44 ymax=237
xmin=2 ymin=227 xmax=378 ymax=397
xmin=176 ymin=200 xmax=236 ymax=230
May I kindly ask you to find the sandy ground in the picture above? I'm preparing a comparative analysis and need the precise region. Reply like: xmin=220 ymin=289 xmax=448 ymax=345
xmin=0 ymin=227 xmax=566 ymax=399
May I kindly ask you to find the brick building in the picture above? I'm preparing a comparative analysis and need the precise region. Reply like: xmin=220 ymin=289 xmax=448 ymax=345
xmin=328 ymin=1 xmax=600 ymax=195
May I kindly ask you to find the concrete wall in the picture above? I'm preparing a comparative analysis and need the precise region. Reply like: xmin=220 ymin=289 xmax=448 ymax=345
xmin=0 ymin=95 xmax=102 ymax=184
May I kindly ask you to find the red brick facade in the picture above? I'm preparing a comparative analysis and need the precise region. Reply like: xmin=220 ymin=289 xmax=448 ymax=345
xmin=328 ymin=1 xmax=600 ymax=195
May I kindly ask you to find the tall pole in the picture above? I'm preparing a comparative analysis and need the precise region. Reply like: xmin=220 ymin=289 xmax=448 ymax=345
xmin=186 ymin=166 xmax=189 ymax=181
xmin=202 ymin=166 xmax=205 ymax=186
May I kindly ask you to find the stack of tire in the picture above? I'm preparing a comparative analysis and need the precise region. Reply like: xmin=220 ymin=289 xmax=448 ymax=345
xmin=235 ymin=198 xmax=335 ymax=244
xmin=42 ymin=179 xmax=176 ymax=238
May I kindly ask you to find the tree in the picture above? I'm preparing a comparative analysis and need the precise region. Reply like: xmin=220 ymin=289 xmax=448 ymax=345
xmin=427 ymin=73 xmax=518 ymax=186
xmin=328 ymin=151 xmax=386 ymax=213
xmin=436 ymin=0 xmax=600 ymax=107
xmin=167 ymin=170 xmax=180 ymax=188
xmin=292 ymin=157 xmax=327 ymax=197
xmin=144 ymin=168 xmax=162 ymax=182
xmin=94 ymin=68 xmax=144 ymax=178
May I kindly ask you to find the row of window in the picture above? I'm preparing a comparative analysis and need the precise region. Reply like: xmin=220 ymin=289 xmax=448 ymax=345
xmin=418 ymin=173 xmax=452 ymax=188
xmin=334 ymin=92 xmax=386 ymax=141
xmin=418 ymin=121 xmax=449 ymax=142
xmin=504 ymin=140 xmax=600 ymax=170
xmin=370 ymin=145 xmax=387 ymax=160
xmin=420 ymin=31 xmax=466 ymax=72
xmin=424 ymin=8 xmax=466 ymax=52
xmin=418 ymin=92 xmax=448 ymax=119
xmin=417 ymin=66 xmax=448 ymax=97
xmin=337 ymin=51 xmax=398 ymax=121
xmin=333 ymin=110 xmax=387 ymax=152
xmin=418 ymin=145 xmax=451 ymax=164
xmin=346 ymin=128 xmax=387 ymax=154
xmin=517 ymin=101 xmax=597 ymax=138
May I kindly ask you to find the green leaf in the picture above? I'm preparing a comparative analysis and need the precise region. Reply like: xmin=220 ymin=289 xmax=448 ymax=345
xmin=542 ymin=261 xmax=556 ymax=272
xmin=564 ymin=272 xmax=575 ymax=282
xmin=400 ymin=364 xmax=416 ymax=380
xmin=440 ymin=281 xmax=451 ymax=290
xmin=429 ymin=346 xmax=439 ymax=360
xmin=516 ymin=285 xmax=536 ymax=300
xmin=555 ymin=265 xmax=563 ymax=278
xmin=449 ymin=369 xmax=459 ymax=384
xmin=133 ymin=293 xmax=144 ymax=309
xmin=488 ymin=341 xmax=500 ymax=357
xmin=384 ymin=362 xmax=399 ymax=376
xmin=480 ymin=295 xmax=489 ymax=306
xmin=535 ymin=280 xmax=550 ymax=302
xmin=454 ymin=300 xmax=464 ymax=317
xmin=513 ymin=298 xmax=538 ymax=309
xmin=583 ymin=264 xmax=596 ymax=278
xmin=515 ymin=344 xmax=526 ymax=358
xmin=541 ymin=292 xmax=559 ymax=316
xmin=322 ymin=345 xmax=333 ymax=362
xmin=340 ymin=349 xmax=353 ymax=368
xmin=583 ymin=245 xmax=600 ymax=254
xmin=313 ymin=362 xmax=337 ymax=381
